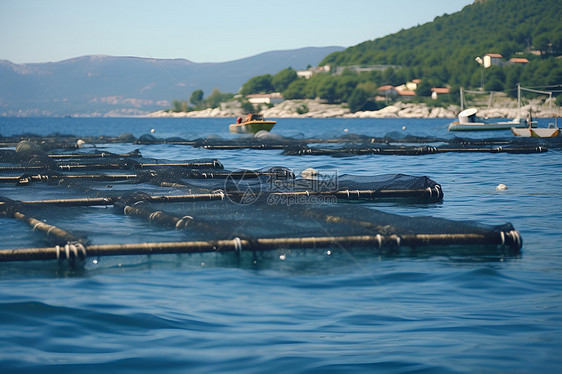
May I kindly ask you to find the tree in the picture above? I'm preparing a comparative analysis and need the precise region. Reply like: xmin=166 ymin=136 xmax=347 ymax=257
xmin=485 ymin=76 xmax=504 ymax=91
xmin=241 ymin=100 xmax=255 ymax=114
xmin=550 ymin=27 xmax=562 ymax=54
xmin=348 ymin=89 xmax=369 ymax=113
xmin=504 ymin=65 xmax=523 ymax=97
xmin=484 ymin=67 xmax=506 ymax=91
xmin=282 ymin=79 xmax=307 ymax=99
xmin=206 ymin=88 xmax=233 ymax=108
xmin=533 ymin=34 xmax=550 ymax=55
xmin=240 ymin=74 xmax=274 ymax=96
xmin=189 ymin=89 xmax=204 ymax=106
xmin=499 ymin=41 xmax=519 ymax=59
xmin=382 ymin=68 xmax=400 ymax=86
xmin=348 ymin=87 xmax=383 ymax=113
xmin=355 ymin=81 xmax=378 ymax=96
xmin=317 ymin=79 xmax=338 ymax=103
xmin=297 ymin=73 xmax=330 ymax=99
xmin=272 ymin=68 xmax=298 ymax=92
xmin=335 ymin=74 xmax=359 ymax=103
xmin=172 ymin=100 xmax=188 ymax=112
xmin=415 ymin=80 xmax=433 ymax=97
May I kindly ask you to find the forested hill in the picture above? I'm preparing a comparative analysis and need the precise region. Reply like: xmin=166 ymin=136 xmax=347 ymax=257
xmin=320 ymin=0 xmax=562 ymax=89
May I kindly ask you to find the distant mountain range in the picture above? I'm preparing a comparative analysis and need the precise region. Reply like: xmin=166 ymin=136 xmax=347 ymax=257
xmin=0 ymin=46 xmax=344 ymax=117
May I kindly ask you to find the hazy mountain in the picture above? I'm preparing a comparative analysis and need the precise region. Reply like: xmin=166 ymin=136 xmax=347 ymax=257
xmin=0 ymin=46 xmax=344 ymax=116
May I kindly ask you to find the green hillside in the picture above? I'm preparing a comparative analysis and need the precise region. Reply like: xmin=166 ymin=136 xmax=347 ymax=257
xmin=320 ymin=0 xmax=561 ymax=90
xmin=201 ymin=0 xmax=562 ymax=113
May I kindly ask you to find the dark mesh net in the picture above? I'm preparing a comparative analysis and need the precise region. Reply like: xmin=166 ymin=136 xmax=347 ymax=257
xmin=0 ymin=133 xmax=525 ymax=264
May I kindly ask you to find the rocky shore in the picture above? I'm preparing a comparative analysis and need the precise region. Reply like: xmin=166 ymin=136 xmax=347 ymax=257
xmin=147 ymin=98 xmax=561 ymax=119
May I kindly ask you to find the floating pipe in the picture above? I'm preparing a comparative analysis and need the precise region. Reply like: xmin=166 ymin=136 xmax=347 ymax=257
xmin=0 ymin=231 xmax=522 ymax=262
xmin=115 ymin=201 xmax=234 ymax=236
xmin=0 ymin=183 xmax=443 ymax=208
xmin=0 ymin=161 xmax=224 ymax=172
xmin=282 ymin=145 xmax=548 ymax=156
xmin=12 ymin=211 xmax=83 ymax=244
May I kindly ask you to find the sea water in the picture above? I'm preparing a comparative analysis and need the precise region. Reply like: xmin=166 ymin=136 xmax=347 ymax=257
xmin=0 ymin=117 xmax=561 ymax=373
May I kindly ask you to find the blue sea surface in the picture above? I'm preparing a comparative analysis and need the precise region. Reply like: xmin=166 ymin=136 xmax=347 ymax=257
xmin=1 ymin=117 xmax=561 ymax=373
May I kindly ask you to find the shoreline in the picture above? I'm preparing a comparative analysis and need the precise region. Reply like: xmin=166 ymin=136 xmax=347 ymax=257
xmin=146 ymin=99 xmax=562 ymax=119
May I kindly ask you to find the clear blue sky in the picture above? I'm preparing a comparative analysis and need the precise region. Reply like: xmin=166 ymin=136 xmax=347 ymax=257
xmin=0 ymin=0 xmax=473 ymax=64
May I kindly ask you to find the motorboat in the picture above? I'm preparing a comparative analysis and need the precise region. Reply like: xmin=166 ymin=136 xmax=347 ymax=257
xmin=229 ymin=114 xmax=276 ymax=134
xmin=449 ymin=84 xmax=536 ymax=131
xmin=448 ymin=108 xmax=532 ymax=131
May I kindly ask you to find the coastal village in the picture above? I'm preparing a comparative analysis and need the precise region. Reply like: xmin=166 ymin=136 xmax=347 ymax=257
xmin=150 ymin=53 xmax=560 ymax=119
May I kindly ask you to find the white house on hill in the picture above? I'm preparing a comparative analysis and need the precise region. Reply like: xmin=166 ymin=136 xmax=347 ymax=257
xmin=431 ymin=87 xmax=450 ymax=100
xmin=483 ymin=53 xmax=503 ymax=68
xmin=508 ymin=57 xmax=529 ymax=65
xmin=296 ymin=65 xmax=331 ymax=79
xmin=246 ymin=93 xmax=284 ymax=105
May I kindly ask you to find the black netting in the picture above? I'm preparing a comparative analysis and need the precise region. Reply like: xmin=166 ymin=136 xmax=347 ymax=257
xmin=2 ymin=132 xmax=560 ymax=154
xmin=0 ymin=134 xmax=524 ymax=264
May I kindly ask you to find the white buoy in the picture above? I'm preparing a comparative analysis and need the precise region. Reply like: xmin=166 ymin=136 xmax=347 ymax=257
xmin=496 ymin=184 xmax=508 ymax=191
xmin=344 ymin=128 xmax=349 ymax=132
xmin=301 ymin=168 xmax=318 ymax=179
xmin=402 ymin=126 xmax=406 ymax=130
xmin=150 ymin=128 xmax=155 ymax=133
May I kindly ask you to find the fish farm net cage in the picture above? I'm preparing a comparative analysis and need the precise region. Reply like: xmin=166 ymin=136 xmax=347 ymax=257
xmin=0 ymin=132 xmax=529 ymax=266
xmin=131 ymin=130 xmax=558 ymax=155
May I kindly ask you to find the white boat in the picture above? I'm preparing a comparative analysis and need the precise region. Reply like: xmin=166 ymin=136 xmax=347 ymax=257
xmin=448 ymin=84 xmax=534 ymax=131
xmin=448 ymin=108 xmax=531 ymax=131
xmin=511 ymin=119 xmax=559 ymax=138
